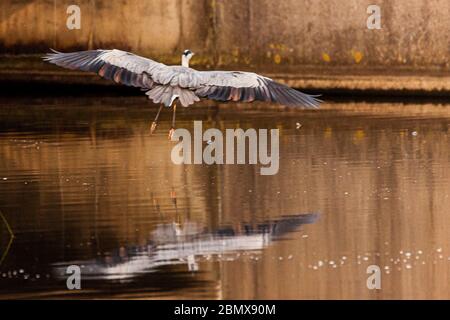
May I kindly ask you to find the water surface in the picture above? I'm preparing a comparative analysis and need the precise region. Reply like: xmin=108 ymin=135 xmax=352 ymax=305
xmin=0 ymin=97 xmax=449 ymax=299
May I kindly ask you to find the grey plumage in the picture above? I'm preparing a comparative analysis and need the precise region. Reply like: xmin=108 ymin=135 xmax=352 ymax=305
xmin=146 ymin=85 xmax=200 ymax=107
xmin=43 ymin=49 xmax=321 ymax=108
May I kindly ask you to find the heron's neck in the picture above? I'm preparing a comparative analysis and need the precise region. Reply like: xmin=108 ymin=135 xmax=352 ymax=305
xmin=182 ymin=56 xmax=190 ymax=67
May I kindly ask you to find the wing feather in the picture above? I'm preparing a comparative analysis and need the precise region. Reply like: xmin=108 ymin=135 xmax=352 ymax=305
xmin=193 ymin=70 xmax=321 ymax=108
xmin=43 ymin=49 xmax=166 ymax=89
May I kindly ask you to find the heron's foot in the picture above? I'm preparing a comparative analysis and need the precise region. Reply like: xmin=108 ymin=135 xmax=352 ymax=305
xmin=168 ymin=128 xmax=175 ymax=140
xmin=150 ymin=121 xmax=158 ymax=135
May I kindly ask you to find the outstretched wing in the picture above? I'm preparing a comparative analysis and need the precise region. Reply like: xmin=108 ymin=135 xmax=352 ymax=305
xmin=193 ymin=70 xmax=321 ymax=108
xmin=43 ymin=49 xmax=170 ymax=89
xmin=44 ymin=49 xmax=321 ymax=108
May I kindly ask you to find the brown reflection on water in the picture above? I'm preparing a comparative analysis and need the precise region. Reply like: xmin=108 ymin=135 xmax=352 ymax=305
xmin=0 ymin=97 xmax=449 ymax=299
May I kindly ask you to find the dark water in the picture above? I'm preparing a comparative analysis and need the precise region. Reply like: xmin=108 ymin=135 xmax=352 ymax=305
xmin=0 ymin=97 xmax=449 ymax=299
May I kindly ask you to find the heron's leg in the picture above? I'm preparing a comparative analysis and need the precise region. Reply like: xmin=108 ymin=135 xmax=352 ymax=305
xmin=168 ymin=103 xmax=177 ymax=140
xmin=150 ymin=104 xmax=164 ymax=134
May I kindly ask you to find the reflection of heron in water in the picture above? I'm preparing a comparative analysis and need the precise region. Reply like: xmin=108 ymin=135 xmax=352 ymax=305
xmin=53 ymin=213 xmax=318 ymax=280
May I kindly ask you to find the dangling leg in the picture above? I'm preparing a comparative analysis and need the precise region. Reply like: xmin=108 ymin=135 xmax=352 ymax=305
xmin=168 ymin=103 xmax=177 ymax=140
xmin=150 ymin=104 xmax=164 ymax=134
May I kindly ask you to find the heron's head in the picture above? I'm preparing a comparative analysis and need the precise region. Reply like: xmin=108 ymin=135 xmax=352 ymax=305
xmin=183 ymin=49 xmax=194 ymax=60
xmin=181 ymin=49 xmax=194 ymax=67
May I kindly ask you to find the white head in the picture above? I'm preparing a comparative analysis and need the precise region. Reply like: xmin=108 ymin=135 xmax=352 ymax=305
xmin=182 ymin=49 xmax=194 ymax=67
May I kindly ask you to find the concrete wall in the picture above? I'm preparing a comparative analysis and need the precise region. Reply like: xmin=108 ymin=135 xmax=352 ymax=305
xmin=215 ymin=0 xmax=449 ymax=70
xmin=0 ymin=0 xmax=210 ymax=57
xmin=0 ymin=0 xmax=449 ymax=93
xmin=1 ymin=0 xmax=448 ymax=69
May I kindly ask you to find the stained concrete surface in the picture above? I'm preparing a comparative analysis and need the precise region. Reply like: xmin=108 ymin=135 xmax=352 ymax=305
xmin=0 ymin=0 xmax=449 ymax=93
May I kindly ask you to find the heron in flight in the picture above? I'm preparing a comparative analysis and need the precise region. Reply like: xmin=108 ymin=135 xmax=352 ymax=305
xmin=44 ymin=49 xmax=321 ymax=138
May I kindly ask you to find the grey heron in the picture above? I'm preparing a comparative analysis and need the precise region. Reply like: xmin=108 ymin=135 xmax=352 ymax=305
xmin=44 ymin=49 xmax=321 ymax=138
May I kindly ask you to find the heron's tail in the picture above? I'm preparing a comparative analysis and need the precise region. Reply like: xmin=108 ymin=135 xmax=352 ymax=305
xmin=146 ymin=85 xmax=200 ymax=107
